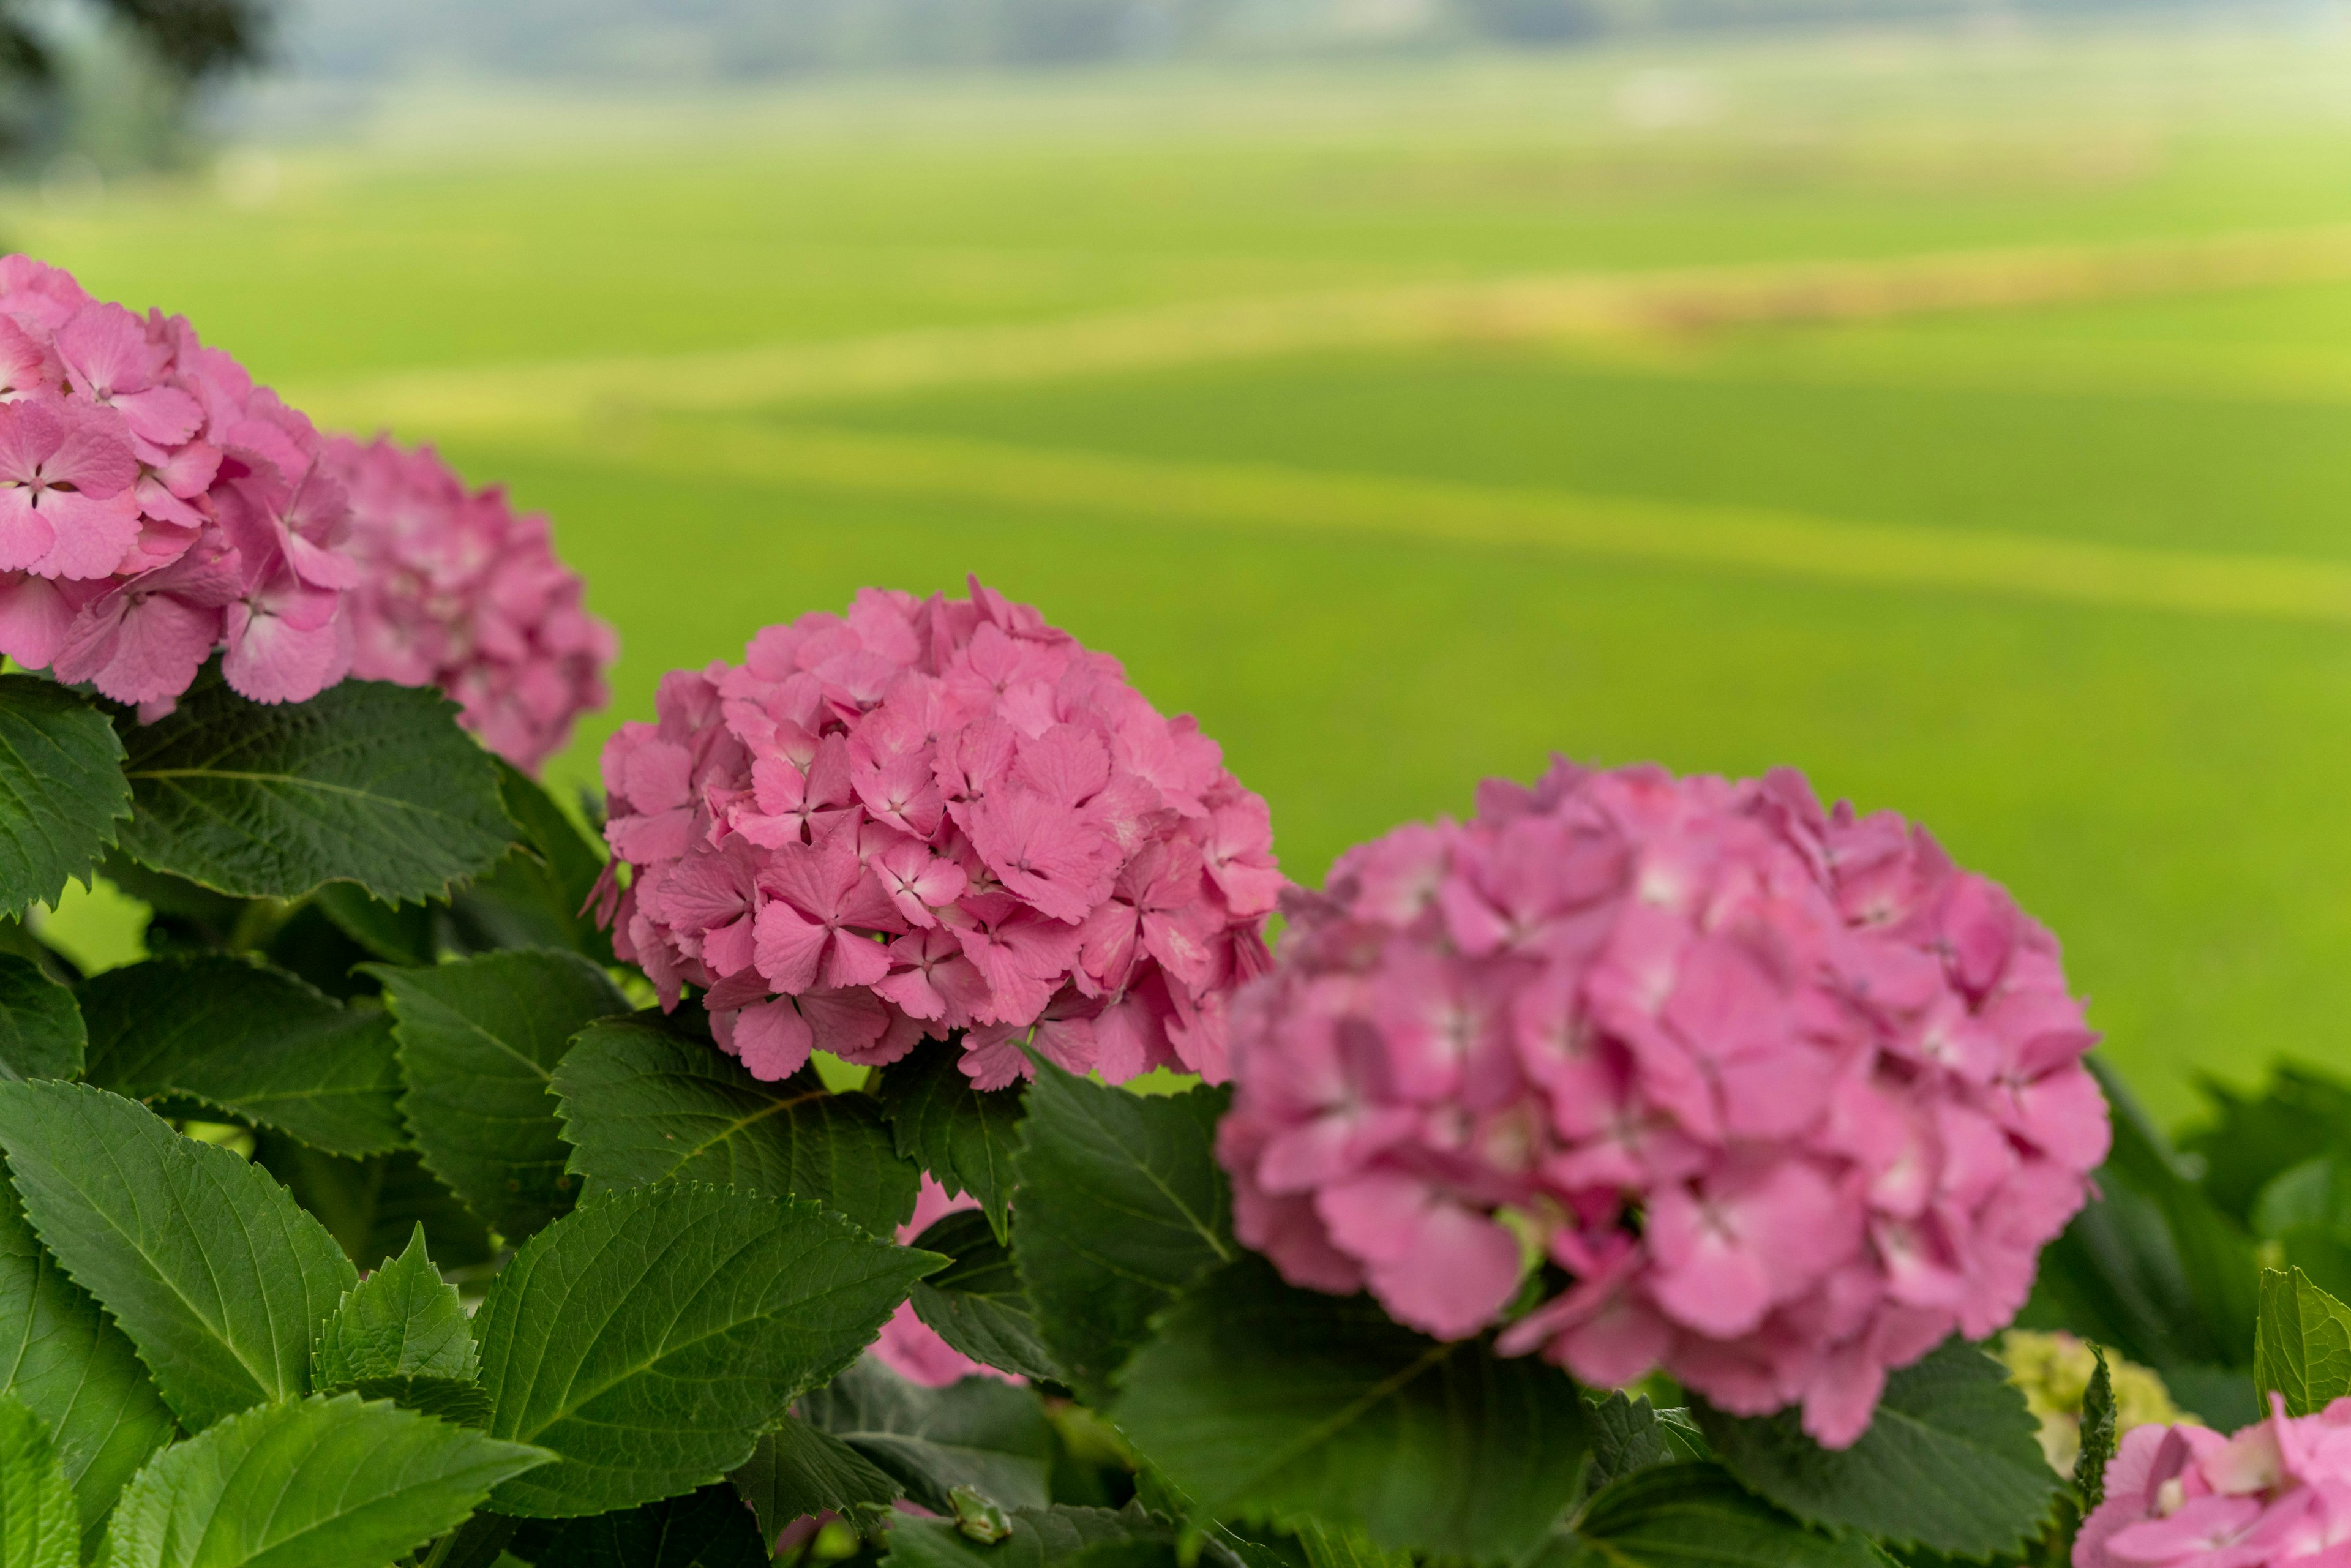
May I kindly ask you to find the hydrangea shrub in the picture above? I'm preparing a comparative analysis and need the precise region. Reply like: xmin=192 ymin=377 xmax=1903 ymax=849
xmin=0 ymin=250 xmax=2311 ymax=1568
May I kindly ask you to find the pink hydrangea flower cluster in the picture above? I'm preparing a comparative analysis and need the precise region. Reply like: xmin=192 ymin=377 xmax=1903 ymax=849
xmin=1217 ymin=758 xmax=2110 ymax=1448
xmin=0 ymin=255 xmax=357 ymax=709
xmin=324 ymin=435 xmax=615 ymax=773
xmin=596 ymin=579 xmax=1282 ymax=1089
xmin=2077 ymin=1398 xmax=2351 ymax=1568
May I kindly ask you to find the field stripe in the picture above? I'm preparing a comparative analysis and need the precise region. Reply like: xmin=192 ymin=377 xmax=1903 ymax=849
xmin=524 ymin=419 xmax=2351 ymax=625
xmin=293 ymin=224 xmax=2351 ymax=435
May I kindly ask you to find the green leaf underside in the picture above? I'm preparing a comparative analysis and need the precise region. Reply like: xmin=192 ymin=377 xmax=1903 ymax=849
xmin=877 ymin=1038 xmax=1025 ymax=1242
xmin=375 ymin=950 xmax=629 ymax=1241
xmin=0 ymin=676 xmax=130 ymax=920
xmin=730 ymin=1416 xmax=902 ymax=1550
xmin=1112 ymin=1257 xmax=1589 ymax=1564
xmin=553 ymin=1015 xmax=917 ymax=1234
xmin=252 ymin=1137 xmax=494 ymax=1275
xmin=81 ymin=956 xmax=403 ymax=1157
xmin=910 ymin=1210 xmax=1060 ymax=1381
xmin=2077 ymin=1345 xmax=2118 ymax=1514
xmin=1539 ymin=1463 xmax=1886 ymax=1568
xmin=880 ymin=1503 xmax=1183 ymax=1568
xmin=1011 ymin=1061 xmax=1232 ymax=1401
xmin=99 ymin=1392 xmax=547 ymax=1568
xmin=0 ymin=955 xmax=83 ymax=1083
xmin=0 ymin=1081 xmax=356 ymax=1432
xmin=472 ymin=1182 xmax=940 ymax=1518
xmin=2256 ymin=1266 xmax=2351 ymax=1417
xmin=446 ymin=760 xmax=612 ymax=964
xmin=509 ymin=1482 xmax=770 ymax=1567
xmin=312 ymin=1225 xmax=478 ymax=1390
xmin=798 ymin=1357 xmax=1056 ymax=1515
xmin=0 ymin=1182 xmax=176 ymax=1556
xmin=112 ymin=675 xmax=516 ymax=904
xmin=0 ymin=1390 xmax=80 ymax=1568
xmin=1695 ymin=1338 xmax=2060 ymax=1559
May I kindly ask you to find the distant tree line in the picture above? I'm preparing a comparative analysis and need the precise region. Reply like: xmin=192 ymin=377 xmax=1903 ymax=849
xmin=1 ymin=0 xmax=267 ymax=159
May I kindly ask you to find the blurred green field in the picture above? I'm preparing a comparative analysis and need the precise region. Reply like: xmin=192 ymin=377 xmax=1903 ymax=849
xmin=10 ymin=23 xmax=2351 ymax=1118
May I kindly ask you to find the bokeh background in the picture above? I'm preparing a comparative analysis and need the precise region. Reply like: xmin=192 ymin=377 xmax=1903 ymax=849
xmin=4 ymin=0 xmax=2347 ymax=1122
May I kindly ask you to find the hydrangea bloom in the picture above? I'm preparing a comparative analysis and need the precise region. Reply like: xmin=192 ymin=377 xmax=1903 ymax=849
xmin=324 ymin=435 xmax=615 ymax=772
xmin=872 ymin=1176 xmax=1021 ymax=1389
xmin=2076 ymin=1398 xmax=2351 ymax=1568
xmin=0 ymin=255 xmax=357 ymax=709
xmin=596 ymin=580 xmax=1281 ymax=1089
xmin=1217 ymin=758 xmax=2109 ymax=1448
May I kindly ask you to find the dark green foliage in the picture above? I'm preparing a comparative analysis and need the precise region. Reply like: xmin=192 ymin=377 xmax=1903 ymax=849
xmin=912 ymin=1210 xmax=1060 ymax=1381
xmin=877 ymin=1037 xmax=1026 ymax=1240
xmin=0 ymin=1185 xmax=173 ymax=1556
xmin=101 ymin=1392 xmax=547 ymax=1568
xmin=312 ymin=883 xmax=437 ymax=965
xmin=253 ymin=1136 xmax=494 ymax=1273
xmin=508 ymin=1482 xmax=772 ymax=1566
xmin=0 ymin=676 xmax=130 ymax=920
xmin=1586 ymin=1392 xmax=1681 ymax=1491
xmin=0 ymin=953 xmax=82 ymax=1082
xmin=312 ymin=1225 xmax=478 ymax=1389
xmin=2254 ymin=1266 xmax=2351 ymax=1417
xmin=0 ymin=1389 xmax=76 ymax=1568
xmin=730 ymin=1416 xmax=902 ymax=1550
xmin=81 ymin=955 xmax=405 ymax=1157
xmin=2075 ymin=1346 xmax=2117 ymax=1515
xmin=1011 ymin=1060 xmax=1231 ymax=1400
xmin=553 ymin=1014 xmax=917 ymax=1234
xmin=0 ymin=1081 xmax=354 ymax=1432
xmin=445 ymin=759 xmax=613 ymax=963
xmin=2180 ymin=1065 xmax=2351 ymax=1225
xmin=798 ymin=1357 xmax=1057 ymax=1514
xmin=375 ymin=950 xmax=627 ymax=1240
xmin=1113 ymin=1257 xmax=1589 ymax=1562
xmin=113 ymin=675 xmax=516 ymax=904
xmin=1539 ymin=1463 xmax=1888 ymax=1568
xmin=879 ymin=1502 xmax=1185 ymax=1568
xmin=1695 ymin=1340 xmax=2058 ymax=1559
xmin=472 ymin=1182 xmax=940 ymax=1517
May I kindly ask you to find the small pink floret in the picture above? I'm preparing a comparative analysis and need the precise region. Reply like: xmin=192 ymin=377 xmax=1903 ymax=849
xmin=323 ymin=435 xmax=615 ymax=772
xmin=2077 ymin=1397 xmax=2351 ymax=1568
xmin=0 ymin=255 xmax=359 ymax=707
xmin=598 ymin=579 xmax=1280 ymax=1088
xmin=1218 ymin=759 xmax=2110 ymax=1448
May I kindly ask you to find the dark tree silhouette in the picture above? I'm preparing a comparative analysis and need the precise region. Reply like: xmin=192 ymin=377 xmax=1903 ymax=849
xmin=1 ymin=0 xmax=271 ymax=154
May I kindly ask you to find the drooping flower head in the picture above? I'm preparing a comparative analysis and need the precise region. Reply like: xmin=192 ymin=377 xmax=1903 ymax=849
xmin=1217 ymin=758 xmax=2109 ymax=1448
xmin=2077 ymin=1398 xmax=2351 ymax=1568
xmin=0 ymin=255 xmax=358 ymax=710
xmin=596 ymin=579 xmax=1282 ymax=1089
xmin=324 ymin=435 xmax=615 ymax=773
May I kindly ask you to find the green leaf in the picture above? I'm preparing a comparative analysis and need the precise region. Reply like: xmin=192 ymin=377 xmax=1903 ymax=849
xmin=879 ymin=1502 xmax=1182 ymax=1568
xmin=0 ymin=954 xmax=81 ymax=1082
xmin=1112 ymin=1257 xmax=1589 ymax=1562
xmin=798 ymin=1358 xmax=1056 ymax=1515
xmin=1586 ymin=1392 xmax=1680 ymax=1491
xmin=80 ymin=956 xmax=405 ymax=1157
xmin=1291 ymin=1518 xmax=1407 ymax=1568
xmin=252 ymin=1136 xmax=493 ymax=1274
xmin=312 ymin=1225 xmax=477 ymax=1390
xmin=374 ymin=950 xmax=628 ymax=1240
xmin=0 ymin=676 xmax=130 ymax=921
xmin=911 ymin=1210 xmax=1059 ymax=1382
xmin=98 ymin=1392 xmax=547 ymax=1568
xmin=309 ymin=883 xmax=436 ymax=966
xmin=1695 ymin=1338 xmax=2059 ymax=1559
xmin=423 ymin=1512 xmax=520 ymax=1568
xmin=2255 ymin=1266 xmax=2351 ymax=1417
xmin=0 ymin=1081 xmax=358 ymax=1431
xmin=1538 ymin=1463 xmax=1885 ymax=1568
xmin=348 ymin=1375 xmax=493 ymax=1428
xmin=553 ymin=1015 xmax=918 ymax=1234
xmin=444 ymin=760 xmax=612 ymax=964
xmin=508 ymin=1482 xmax=770 ymax=1567
xmin=473 ymin=1182 xmax=940 ymax=1518
xmin=730 ymin=1416 xmax=902 ymax=1553
xmin=0 ymin=1181 xmax=176 ymax=1558
xmin=2181 ymin=1065 xmax=2351 ymax=1225
xmin=2076 ymin=1345 xmax=2117 ymax=1514
xmin=0 ymin=1391 xmax=80 ymax=1568
xmin=111 ymin=673 xmax=516 ymax=904
xmin=877 ymin=1038 xmax=1025 ymax=1242
xmin=1011 ymin=1060 xmax=1231 ymax=1401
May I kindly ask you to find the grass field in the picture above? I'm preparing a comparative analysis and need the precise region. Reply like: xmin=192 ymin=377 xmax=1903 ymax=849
xmin=10 ymin=23 xmax=2351 ymax=1119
